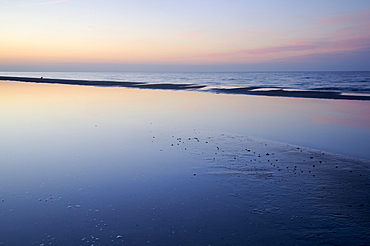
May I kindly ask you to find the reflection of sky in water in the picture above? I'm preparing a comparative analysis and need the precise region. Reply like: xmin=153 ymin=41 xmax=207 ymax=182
xmin=206 ymin=95 xmax=370 ymax=159
xmin=1 ymin=82 xmax=369 ymax=153
xmin=0 ymin=82 xmax=370 ymax=245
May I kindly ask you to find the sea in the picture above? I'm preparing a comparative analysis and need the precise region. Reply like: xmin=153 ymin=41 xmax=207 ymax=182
xmin=2 ymin=71 xmax=370 ymax=94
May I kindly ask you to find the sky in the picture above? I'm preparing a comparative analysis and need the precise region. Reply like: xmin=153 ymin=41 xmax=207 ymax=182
xmin=1 ymin=0 xmax=370 ymax=72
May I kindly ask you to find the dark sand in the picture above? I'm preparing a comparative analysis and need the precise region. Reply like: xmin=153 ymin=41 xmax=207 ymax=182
xmin=0 ymin=76 xmax=205 ymax=90
xmin=1 ymin=75 xmax=369 ymax=100
xmin=211 ymin=87 xmax=370 ymax=100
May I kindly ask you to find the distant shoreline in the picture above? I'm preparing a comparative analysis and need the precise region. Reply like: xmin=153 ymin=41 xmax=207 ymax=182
xmin=1 ymin=75 xmax=370 ymax=101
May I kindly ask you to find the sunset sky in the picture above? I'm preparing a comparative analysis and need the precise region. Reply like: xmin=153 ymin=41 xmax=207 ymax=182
xmin=1 ymin=0 xmax=370 ymax=72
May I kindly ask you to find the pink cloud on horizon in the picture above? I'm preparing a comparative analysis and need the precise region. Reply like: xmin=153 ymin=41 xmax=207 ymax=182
xmin=189 ymin=35 xmax=370 ymax=63
xmin=237 ymin=43 xmax=321 ymax=55
xmin=158 ymin=8 xmax=370 ymax=65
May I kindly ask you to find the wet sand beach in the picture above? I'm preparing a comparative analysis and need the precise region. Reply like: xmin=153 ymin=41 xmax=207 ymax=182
xmin=0 ymin=81 xmax=369 ymax=245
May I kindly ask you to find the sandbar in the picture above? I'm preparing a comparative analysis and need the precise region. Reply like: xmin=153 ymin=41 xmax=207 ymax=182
xmin=1 ymin=75 xmax=369 ymax=100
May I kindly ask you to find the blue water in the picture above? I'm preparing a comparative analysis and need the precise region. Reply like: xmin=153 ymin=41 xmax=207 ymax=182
xmin=1 ymin=79 xmax=369 ymax=245
xmin=2 ymin=71 xmax=370 ymax=94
